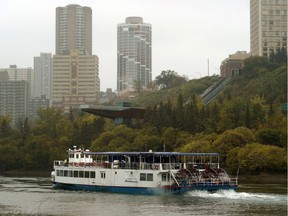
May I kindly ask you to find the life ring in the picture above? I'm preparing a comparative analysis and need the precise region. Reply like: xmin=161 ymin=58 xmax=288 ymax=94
xmin=154 ymin=164 xmax=159 ymax=170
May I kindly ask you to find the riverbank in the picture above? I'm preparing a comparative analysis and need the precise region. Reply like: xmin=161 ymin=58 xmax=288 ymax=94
xmin=239 ymin=173 xmax=287 ymax=184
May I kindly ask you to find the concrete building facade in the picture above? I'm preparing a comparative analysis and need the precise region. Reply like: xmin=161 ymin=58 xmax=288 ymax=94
xmin=53 ymin=4 xmax=99 ymax=112
xmin=34 ymin=53 xmax=52 ymax=101
xmin=117 ymin=17 xmax=152 ymax=92
xmin=29 ymin=95 xmax=50 ymax=121
xmin=0 ymin=76 xmax=30 ymax=127
xmin=250 ymin=0 xmax=287 ymax=57
xmin=53 ymin=49 xmax=99 ymax=113
xmin=0 ymin=65 xmax=34 ymax=98
xmin=56 ymin=4 xmax=92 ymax=55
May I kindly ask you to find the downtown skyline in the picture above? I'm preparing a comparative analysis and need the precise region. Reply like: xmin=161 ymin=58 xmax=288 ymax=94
xmin=1 ymin=0 xmax=250 ymax=91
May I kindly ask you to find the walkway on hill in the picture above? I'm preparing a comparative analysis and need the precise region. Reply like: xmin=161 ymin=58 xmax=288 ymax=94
xmin=201 ymin=77 xmax=230 ymax=105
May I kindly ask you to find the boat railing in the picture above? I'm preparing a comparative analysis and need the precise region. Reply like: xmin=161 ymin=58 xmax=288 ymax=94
xmin=54 ymin=160 xmax=187 ymax=171
xmin=191 ymin=177 xmax=238 ymax=186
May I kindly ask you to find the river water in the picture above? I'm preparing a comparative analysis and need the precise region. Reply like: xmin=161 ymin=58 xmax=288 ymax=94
xmin=0 ymin=175 xmax=286 ymax=216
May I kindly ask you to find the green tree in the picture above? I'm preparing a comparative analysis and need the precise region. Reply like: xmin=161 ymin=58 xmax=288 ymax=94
xmin=237 ymin=143 xmax=286 ymax=174
xmin=155 ymin=70 xmax=187 ymax=90
xmin=0 ymin=116 xmax=12 ymax=138
xmin=255 ymin=128 xmax=281 ymax=146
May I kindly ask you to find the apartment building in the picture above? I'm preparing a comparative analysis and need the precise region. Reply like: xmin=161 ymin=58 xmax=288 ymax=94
xmin=117 ymin=17 xmax=152 ymax=92
xmin=250 ymin=0 xmax=287 ymax=56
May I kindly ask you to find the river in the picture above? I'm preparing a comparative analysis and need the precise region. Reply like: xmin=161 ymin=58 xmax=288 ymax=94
xmin=0 ymin=175 xmax=286 ymax=216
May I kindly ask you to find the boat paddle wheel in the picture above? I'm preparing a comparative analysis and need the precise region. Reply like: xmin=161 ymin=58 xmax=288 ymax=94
xmin=172 ymin=168 xmax=195 ymax=187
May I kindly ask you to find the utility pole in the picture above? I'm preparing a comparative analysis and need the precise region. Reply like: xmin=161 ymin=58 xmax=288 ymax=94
xmin=207 ymin=59 xmax=210 ymax=76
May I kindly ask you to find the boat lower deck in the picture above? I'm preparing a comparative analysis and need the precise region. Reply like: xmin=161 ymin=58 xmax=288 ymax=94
xmin=53 ymin=181 xmax=238 ymax=195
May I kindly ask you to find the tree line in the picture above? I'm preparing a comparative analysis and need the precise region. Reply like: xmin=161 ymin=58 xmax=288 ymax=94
xmin=0 ymin=54 xmax=286 ymax=176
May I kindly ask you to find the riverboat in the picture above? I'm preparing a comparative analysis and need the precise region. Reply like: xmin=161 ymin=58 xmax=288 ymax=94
xmin=51 ymin=147 xmax=238 ymax=195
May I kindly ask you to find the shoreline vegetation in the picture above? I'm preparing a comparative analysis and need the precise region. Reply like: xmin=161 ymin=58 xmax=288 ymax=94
xmin=0 ymin=55 xmax=287 ymax=186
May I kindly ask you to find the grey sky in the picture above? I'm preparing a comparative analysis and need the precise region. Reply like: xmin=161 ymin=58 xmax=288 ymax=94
xmin=0 ymin=0 xmax=250 ymax=91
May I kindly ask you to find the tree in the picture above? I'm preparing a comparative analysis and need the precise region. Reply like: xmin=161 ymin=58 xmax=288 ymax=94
xmin=237 ymin=143 xmax=286 ymax=174
xmin=274 ymin=47 xmax=287 ymax=64
xmin=155 ymin=70 xmax=187 ymax=90
xmin=0 ymin=116 xmax=12 ymax=138
xmin=255 ymin=128 xmax=281 ymax=146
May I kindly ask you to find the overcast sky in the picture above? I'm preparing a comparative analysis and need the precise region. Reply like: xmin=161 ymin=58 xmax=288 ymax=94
xmin=1 ymin=0 xmax=250 ymax=91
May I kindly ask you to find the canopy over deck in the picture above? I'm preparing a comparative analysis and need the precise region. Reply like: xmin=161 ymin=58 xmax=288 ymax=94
xmin=82 ymin=151 xmax=219 ymax=157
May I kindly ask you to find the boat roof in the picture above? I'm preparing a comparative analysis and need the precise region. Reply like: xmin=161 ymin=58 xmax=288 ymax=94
xmin=82 ymin=151 xmax=219 ymax=157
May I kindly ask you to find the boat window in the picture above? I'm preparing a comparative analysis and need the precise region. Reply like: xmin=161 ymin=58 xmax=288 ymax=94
xmin=140 ymin=173 xmax=146 ymax=181
xmin=59 ymin=170 xmax=64 ymax=176
xmin=79 ymin=171 xmax=84 ymax=178
xmin=74 ymin=171 xmax=79 ymax=177
xmin=162 ymin=173 xmax=167 ymax=182
xmin=101 ymin=172 xmax=106 ymax=179
xmin=90 ymin=171 xmax=96 ymax=178
xmin=140 ymin=173 xmax=153 ymax=181
xmin=147 ymin=174 xmax=153 ymax=181
xmin=85 ymin=171 xmax=89 ymax=178
xmin=64 ymin=170 xmax=68 ymax=177
xmin=68 ymin=170 xmax=73 ymax=177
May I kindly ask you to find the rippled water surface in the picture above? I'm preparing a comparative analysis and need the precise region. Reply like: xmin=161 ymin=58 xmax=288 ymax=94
xmin=0 ymin=176 xmax=287 ymax=216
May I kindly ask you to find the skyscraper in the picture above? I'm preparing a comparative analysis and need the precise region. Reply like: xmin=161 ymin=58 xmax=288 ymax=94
xmin=0 ymin=73 xmax=29 ymax=127
xmin=53 ymin=4 xmax=100 ymax=112
xmin=56 ymin=4 xmax=92 ymax=55
xmin=117 ymin=17 xmax=152 ymax=92
xmin=34 ymin=53 xmax=52 ymax=101
xmin=250 ymin=0 xmax=287 ymax=57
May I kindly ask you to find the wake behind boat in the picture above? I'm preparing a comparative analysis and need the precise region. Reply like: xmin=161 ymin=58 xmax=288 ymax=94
xmin=51 ymin=147 xmax=238 ymax=195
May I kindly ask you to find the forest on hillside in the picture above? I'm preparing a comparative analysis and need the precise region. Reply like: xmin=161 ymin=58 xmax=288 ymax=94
xmin=0 ymin=54 xmax=287 ymax=176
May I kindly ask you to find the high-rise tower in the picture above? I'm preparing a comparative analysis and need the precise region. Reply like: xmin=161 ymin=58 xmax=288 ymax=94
xmin=53 ymin=4 xmax=99 ymax=112
xmin=34 ymin=53 xmax=52 ymax=101
xmin=117 ymin=17 xmax=152 ymax=92
xmin=56 ymin=4 xmax=92 ymax=55
xmin=250 ymin=0 xmax=287 ymax=57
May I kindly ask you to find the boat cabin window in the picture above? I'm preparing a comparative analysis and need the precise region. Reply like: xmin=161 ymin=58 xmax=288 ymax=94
xmin=162 ymin=173 xmax=168 ymax=182
xmin=90 ymin=171 xmax=96 ymax=178
xmin=85 ymin=171 xmax=89 ymax=178
xmin=69 ymin=154 xmax=74 ymax=158
xmin=74 ymin=171 xmax=79 ymax=177
xmin=140 ymin=173 xmax=153 ymax=181
xmin=101 ymin=172 xmax=106 ymax=179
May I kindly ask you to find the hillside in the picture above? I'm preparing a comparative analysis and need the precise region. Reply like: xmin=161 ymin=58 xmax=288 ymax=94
xmin=133 ymin=75 xmax=221 ymax=107
xmin=133 ymin=61 xmax=287 ymax=110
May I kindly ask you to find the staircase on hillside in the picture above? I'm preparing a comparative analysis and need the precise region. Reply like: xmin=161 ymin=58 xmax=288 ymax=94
xmin=201 ymin=77 xmax=230 ymax=105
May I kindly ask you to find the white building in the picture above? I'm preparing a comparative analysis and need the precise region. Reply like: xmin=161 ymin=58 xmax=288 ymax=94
xmin=34 ymin=53 xmax=52 ymax=101
xmin=117 ymin=17 xmax=152 ymax=92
